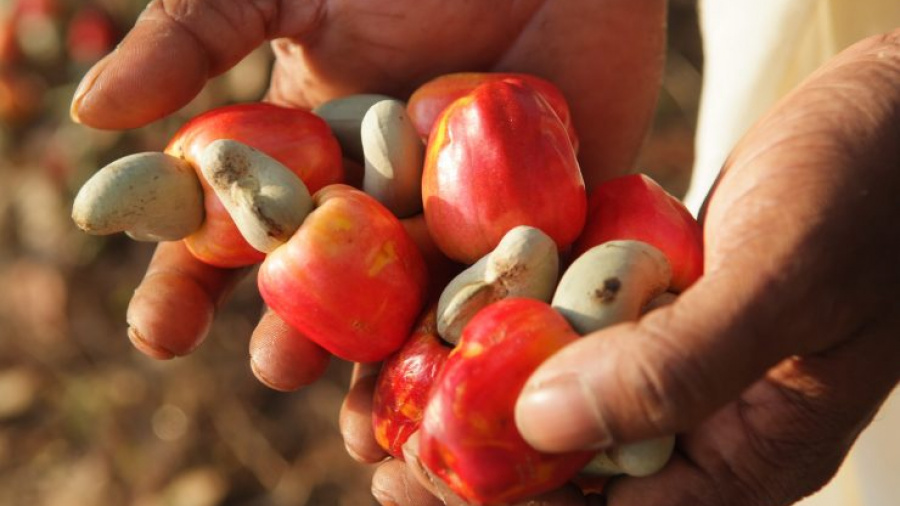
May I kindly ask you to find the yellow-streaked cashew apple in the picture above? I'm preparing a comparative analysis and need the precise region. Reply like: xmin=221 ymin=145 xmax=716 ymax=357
xmin=255 ymin=179 xmax=428 ymax=363
xmin=372 ymin=305 xmax=451 ymax=459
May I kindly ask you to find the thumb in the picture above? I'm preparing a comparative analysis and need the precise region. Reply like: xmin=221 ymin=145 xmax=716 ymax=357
xmin=70 ymin=0 xmax=323 ymax=129
xmin=514 ymin=28 xmax=900 ymax=455
xmin=514 ymin=271 xmax=801 ymax=453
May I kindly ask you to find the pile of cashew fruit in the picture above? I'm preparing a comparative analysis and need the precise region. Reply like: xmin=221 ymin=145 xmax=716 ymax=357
xmin=72 ymin=72 xmax=703 ymax=505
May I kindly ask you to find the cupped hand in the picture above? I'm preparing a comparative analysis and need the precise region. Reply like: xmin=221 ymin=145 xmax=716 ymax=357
xmin=72 ymin=1 xmax=664 ymax=390
xmin=342 ymin=29 xmax=900 ymax=506
xmin=511 ymin=30 xmax=900 ymax=505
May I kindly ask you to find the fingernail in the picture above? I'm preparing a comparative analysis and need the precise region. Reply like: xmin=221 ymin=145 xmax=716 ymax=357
xmin=515 ymin=373 xmax=612 ymax=452
xmin=70 ymin=77 xmax=91 ymax=124
xmin=127 ymin=325 xmax=175 ymax=360
xmin=371 ymin=487 xmax=398 ymax=506
xmin=249 ymin=354 xmax=288 ymax=392
xmin=70 ymin=57 xmax=108 ymax=123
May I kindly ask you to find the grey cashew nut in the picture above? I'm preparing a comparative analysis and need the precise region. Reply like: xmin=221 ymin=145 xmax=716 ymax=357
xmin=198 ymin=139 xmax=312 ymax=254
xmin=552 ymin=240 xmax=671 ymax=335
xmin=313 ymin=93 xmax=395 ymax=164
xmin=437 ymin=226 xmax=559 ymax=344
xmin=360 ymin=99 xmax=425 ymax=218
xmin=581 ymin=436 xmax=676 ymax=478
xmin=71 ymin=152 xmax=204 ymax=241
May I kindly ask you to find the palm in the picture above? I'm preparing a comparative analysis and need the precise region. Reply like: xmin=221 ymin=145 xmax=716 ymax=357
xmin=265 ymin=0 xmax=549 ymax=104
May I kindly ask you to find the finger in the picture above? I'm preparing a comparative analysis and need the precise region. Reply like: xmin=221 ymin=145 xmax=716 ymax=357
xmin=514 ymin=272 xmax=793 ymax=452
xmin=516 ymin=31 xmax=900 ymax=452
xmin=126 ymin=241 xmax=246 ymax=359
xmin=340 ymin=363 xmax=389 ymax=463
xmin=249 ymin=308 xmax=331 ymax=391
xmin=71 ymin=0 xmax=324 ymax=128
xmin=371 ymin=459 xmax=445 ymax=506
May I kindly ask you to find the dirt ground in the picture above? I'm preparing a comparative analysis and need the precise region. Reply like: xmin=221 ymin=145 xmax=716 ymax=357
xmin=0 ymin=1 xmax=702 ymax=505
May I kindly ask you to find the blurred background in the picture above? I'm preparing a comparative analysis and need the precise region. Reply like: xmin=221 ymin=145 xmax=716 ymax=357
xmin=0 ymin=0 xmax=702 ymax=504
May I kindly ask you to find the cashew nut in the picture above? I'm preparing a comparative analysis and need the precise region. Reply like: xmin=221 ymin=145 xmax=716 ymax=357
xmin=71 ymin=152 xmax=204 ymax=241
xmin=361 ymin=99 xmax=425 ymax=217
xmin=437 ymin=226 xmax=558 ymax=344
xmin=553 ymin=240 xmax=677 ymax=478
xmin=198 ymin=139 xmax=312 ymax=253
xmin=581 ymin=436 xmax=676 ymax=478
xmin=552 ymin=240 xmax=671 ymax=335
xmin=313 ymin=93 xmax=395 ymax=163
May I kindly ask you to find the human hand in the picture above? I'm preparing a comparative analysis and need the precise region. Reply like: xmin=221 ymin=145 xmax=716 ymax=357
xmin=70 ymin=0 xmax=665 ymax=388
xmin=509 ymin=30 xmax=900 ymax=505
xmin=344 ymin=28 xmax=900 ymax=506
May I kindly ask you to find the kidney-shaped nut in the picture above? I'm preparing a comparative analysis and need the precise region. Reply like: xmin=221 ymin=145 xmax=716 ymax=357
xmin=437 ymin=226 xmax=558 ymax=344
xmin=581 ymin=436 xmax=676 ymax=477
xmin=361 ymin=99 xmax=425 ymax=218
xmin=72 ymin=152 xmax=204 ymax=241
xmin=552 ymin=240 xmax=671 ymax=335
xmin=313 ymin=93 xmax=395 ymax=163
xmin=198 ymin=139 xmax=313 ymax=254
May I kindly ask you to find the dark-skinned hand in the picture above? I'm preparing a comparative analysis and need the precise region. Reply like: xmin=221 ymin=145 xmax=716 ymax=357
xmin=341 ymin=29 xmax=900 ymax=506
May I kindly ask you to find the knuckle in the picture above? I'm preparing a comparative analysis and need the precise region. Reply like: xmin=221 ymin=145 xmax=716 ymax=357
xmin=618 ymin=323 xmax=715 ymax=436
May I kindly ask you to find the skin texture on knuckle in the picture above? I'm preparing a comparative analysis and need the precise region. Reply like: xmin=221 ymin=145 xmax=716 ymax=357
xmin=612 ymin=319 xmax=722 ymax=440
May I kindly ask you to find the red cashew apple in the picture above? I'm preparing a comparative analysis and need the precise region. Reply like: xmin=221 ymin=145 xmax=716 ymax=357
xmin=166 ymin=103 xmax=344 ymax=268
xmin=0 ymin=68 xmax=44 ymax=124
xmin=372 ymin=305 xmax=451 ymax=459
xmin=66 ymin=5 xmax=118 ymax=63
xmin=258 ymin=184 xmax=428 ymax=363
xmin=418 ymin=298 xmax=595 ymax=505
xmin=408 ymin=72 xmax=579 ymax=151
xmin=574 ymin=173 xmax=703 ymax=291
xmin=422 ymin=80 xmax=587 ymax=264
xmin=0 ymin=14 xmax=20 ymax=65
